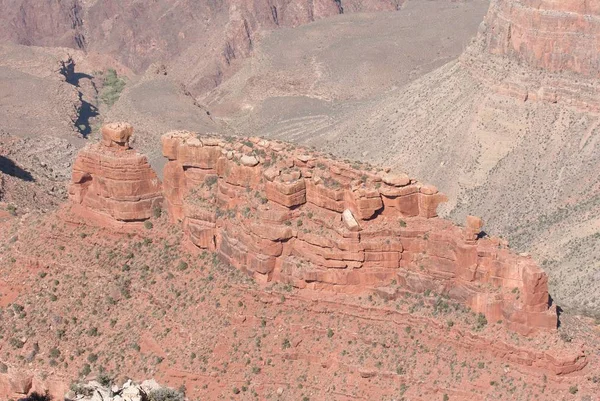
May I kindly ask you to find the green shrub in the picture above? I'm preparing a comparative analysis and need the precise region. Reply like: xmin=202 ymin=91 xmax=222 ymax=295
xmin=144 ymin=221 xmax=153 ymax=230
xmin=100 ymin=69 xmax=126 ymax=107
xmin=80 ymin=364 xmax=91 ymax=377
xmin=475 ymin=313 xmax=488 ymax=330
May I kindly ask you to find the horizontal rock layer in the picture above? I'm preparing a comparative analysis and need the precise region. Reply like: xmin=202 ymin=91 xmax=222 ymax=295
xmin=482 ymin=0 xmax=600 ymax=77
xmin=459 ymin=0 xmax=600 ymax=111
xmin=69 ymin=125 xmax=163 ymax=221
xmin=161 ymin=132 xmax=558 ymax=336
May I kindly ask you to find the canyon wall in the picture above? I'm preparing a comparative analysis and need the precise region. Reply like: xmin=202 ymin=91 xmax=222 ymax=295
xmin=461 ymin=0 xmax=600 ymax=110
xmin=68 ymin=123 xmax=163 ymax=222
xmin=156 ymin=130 xmax=557 ymax=336
xmin=482 ymin=0 xmax=600 ymax=77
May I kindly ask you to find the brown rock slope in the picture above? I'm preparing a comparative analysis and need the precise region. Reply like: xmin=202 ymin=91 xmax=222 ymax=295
xmin=0 ymin=126 xmax=597 ymax=401
xmin=316 ymin=0 xmax=600 ymax=316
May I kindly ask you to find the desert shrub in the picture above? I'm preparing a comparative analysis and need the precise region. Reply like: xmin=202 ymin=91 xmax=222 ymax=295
xmin=100 ymin=69 xmax=126 ymax=107
xmin=69 ymin=383 xmax=93 ymax=397
xmin=9 ymin=337 xmax=24 ymax=349
xmin=569 ymin=385 xmax=578 ymax=394
xmin=80 ymin=363 xmax=91 ymax=377
xmin=148 ymin=388 xmax=185 ymax=401
xmin=0 ymin=362 xmax=7 ymax=373
xmin=475 ymin=313 xmax=488 ymax=330
xmin=144 ymin=221 xmax=153 ymax=229
xmin=97 ymin=372 xmax=112 ymax=387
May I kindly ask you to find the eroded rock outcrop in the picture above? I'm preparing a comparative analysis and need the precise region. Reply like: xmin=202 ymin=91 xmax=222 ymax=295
xmin=160 ymin=132 xmax=557 ymax=336
xmin=68 ymin=123 xmax=162 ymax=222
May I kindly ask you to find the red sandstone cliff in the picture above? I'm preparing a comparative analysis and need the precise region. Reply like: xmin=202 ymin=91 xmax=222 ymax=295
xmin=69 ymin=123 xmax=163 ymax=223
xmin=67 ymin=124 xmax=558 ymax=336
xmin=68 ymin=125 xmax=559 ymax=335
xmin=158 ymin=131 xmax=557 ymax=336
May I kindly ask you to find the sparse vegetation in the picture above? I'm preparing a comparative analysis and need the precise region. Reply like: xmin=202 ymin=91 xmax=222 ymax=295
xmin=148 ymin=388 xmax=185 ymax=401
xmin=100 ymin=69 xmax=126 ymax=107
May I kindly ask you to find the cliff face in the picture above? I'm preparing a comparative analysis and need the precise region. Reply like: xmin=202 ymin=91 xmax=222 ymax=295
xmin=69 ymin=123 xmax=163 ymax=222
xmin=158 ymin=132 xmax=557 ymax=336
xmin=0 ymin=0 xmax=85 ymax=48
xmin=68 ymin=125 xmax=559 ymax=335
xmin=459 ymin=0 xmax=600 ymax=110
xmin=482 ymin=0 xmax=600 ymax=77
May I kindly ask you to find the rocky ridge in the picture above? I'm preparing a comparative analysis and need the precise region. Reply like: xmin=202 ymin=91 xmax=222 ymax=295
xmin=67 ymin=124 xmax=562 ymax=338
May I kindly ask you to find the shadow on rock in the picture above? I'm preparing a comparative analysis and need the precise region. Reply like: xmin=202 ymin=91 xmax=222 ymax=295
xmin=0 ymin=156 xmax=34 ymax=181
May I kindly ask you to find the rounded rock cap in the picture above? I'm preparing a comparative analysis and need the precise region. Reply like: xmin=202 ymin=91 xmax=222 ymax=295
xmin=102 ymin=122 xmax=134 ymax=148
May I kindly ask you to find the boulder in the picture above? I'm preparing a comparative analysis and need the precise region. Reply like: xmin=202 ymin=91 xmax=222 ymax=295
xmin=382 ymin=172 xmax=410 ymax=187
xmin=342 ymin=209 xmax=361 ymax=232
xmin=101 ymin=122 xmax=133 ymax=148
xmin=240 ymin=155 xmax=259 ymax=167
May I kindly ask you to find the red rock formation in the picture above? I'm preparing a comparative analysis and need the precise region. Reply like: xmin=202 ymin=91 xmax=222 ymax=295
xmin=68 ymin=123 xmax=162 ymax=223
xmin=161 ymin=132 xmax=557 ymax=336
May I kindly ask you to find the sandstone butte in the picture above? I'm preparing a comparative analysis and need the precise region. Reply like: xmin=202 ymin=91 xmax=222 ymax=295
xmin=68 ymin=122 xmax=163 ymax=223
xmin=461 ymin=0 xmax=600 ymax=110
xmin=69 ymin=123 xmax=559 ymax=338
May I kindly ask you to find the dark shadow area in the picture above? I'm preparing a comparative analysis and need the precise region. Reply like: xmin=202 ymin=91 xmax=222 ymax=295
xmin=59 ymin=58 xmax=93 ymax=87
xmin=59 ymin=57 xmax=99 ymax=137
xmin=555 ymin=302 xmax=563 ymax=328
xmin=477 ymin=231 xmax=488 ymax=239
xmin=75 ymin=99 xmax=99 ymax=137
xmin=18 ymin=391 xmax=52 ymax=401
xmin=69 ymin=71 xmax=94 ymax=87
xmin=0 ymin=156 xmax=34 ymax=181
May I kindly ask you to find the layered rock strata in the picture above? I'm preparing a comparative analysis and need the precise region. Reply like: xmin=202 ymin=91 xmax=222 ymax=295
xmin=160 ymin=132 xmax=557 ymax=335
xmin=461 ymin=0 xmax=600 ymax=110
xmin=482 ymin=0 xmax=600 ymax=77
xmin=68 ymin=123 xmax=163 ymax=222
